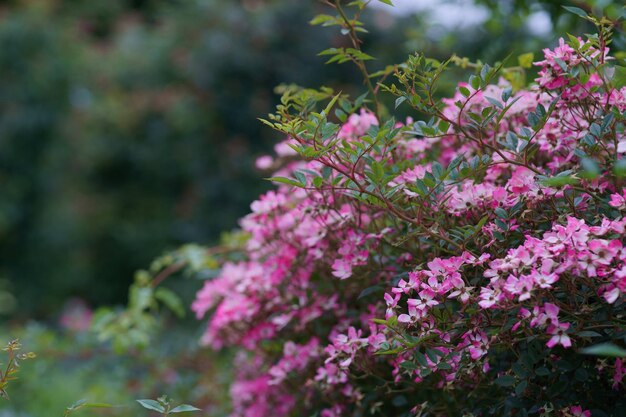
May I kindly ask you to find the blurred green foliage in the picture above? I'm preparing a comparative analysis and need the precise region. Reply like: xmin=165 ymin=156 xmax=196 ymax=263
xmin=0 ymin=323 xmax=231 ymax=417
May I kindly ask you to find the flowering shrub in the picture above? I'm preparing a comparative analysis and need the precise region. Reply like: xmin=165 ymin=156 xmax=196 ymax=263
xmin=193 ymin=3 xmax=626 ymax=416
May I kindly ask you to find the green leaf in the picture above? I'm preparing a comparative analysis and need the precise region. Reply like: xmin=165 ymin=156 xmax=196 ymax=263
xmin=613 ymin=159 xmax=626 ymax=178
xmin=375 ymin=346 xmax=405 ymax=355
xmin=494 ymin=207 xmax=508 ymax=219
xmin=376 ymin=0 xmax=394 ymax=5
xmin=312 ymin=176 xmax=323 ymax=188
xmin=170 ymin=404 xmax=202 ymax=413
xmin=612 ymin=65 xmax=626 ymax=87
xmin=137 ymin=399 xmax=166 ymax=413
xmin=358 ymin=285 xmax=384 ymax=300
xmin=323 ymin=92 xmax=342 ymax=116
xmin=485 ymin=96 xmax=503 ymax=109
xmin=495 ymin=375 xmax=516 ymax=387
xmin=67 ymin=399 xmax=87 ymax=411
xmin=476 ymin=215 xmax=489 ymax=229
xmin=562 ymin=6 xmax=588 ymax=19
xmin=309 ymin=14 xmax=336 ymax=26
xmin=553 ymin=57 xmax=568 ymax=72
xmin=294 ymin=171 xmax=307 ymax=186
xmin=425 ymin=348 xmax=443 ymax=363
xmin=577 ymin=330 xmax=603 ymax=338
xmin=469 ymin=74 xmax=480 ymax=90
xmin=395 ymin=96 xmax=407 ymax=109
xmin=155 ymin=288 xmax=185 ymax=318
xmin=79 ymin=402 xmax=115 ymax=408
xmin=431 ymin=162 xmax=444 ymax=179
xmin=437 ymin=362 xmax=452 ymax=370
xmin=527 ymin=112 xmax=540 ymax=127
xmin=266 ymin=177 xmax=302 ymax=187
xmin=371 ymin=162 xmax=385 ymax=182
xmin=579 ymin=158 xmax=600 ymax=180
xmin=501 ymin=87 xmax=513 ymax=102
xmin=539 ymin=175 xmax=579 ymax=188
xmin=318 ymin=48 xmax=339 ymax=56
xmin=579 ymin=343 xmax=626 ymax=358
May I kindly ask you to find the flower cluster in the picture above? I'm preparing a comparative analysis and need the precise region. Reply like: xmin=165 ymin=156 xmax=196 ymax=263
xmin=193 ymin=34 xmax=625 ymax=417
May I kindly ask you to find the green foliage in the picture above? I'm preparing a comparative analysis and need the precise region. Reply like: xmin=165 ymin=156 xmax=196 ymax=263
xmin=64 ymin=399 xmax=114 ymax=417
xmin=0 ymin=340 xmax=35 ymax=400
xmin=0 ymin=324 xmax=231 ymax=417
xmin=137 ymin=395 xmax=200 ymax=416
xmin=92 ymin=244 xmax=219 ymax=353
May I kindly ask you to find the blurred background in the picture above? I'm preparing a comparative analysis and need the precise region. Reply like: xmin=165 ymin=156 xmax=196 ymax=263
xmin=0 ymin=0 xmax=622 ymax=415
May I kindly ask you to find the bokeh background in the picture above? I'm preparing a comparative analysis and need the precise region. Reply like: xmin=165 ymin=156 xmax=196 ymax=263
xmin=0 ymin=0 xmax=623 ymax=415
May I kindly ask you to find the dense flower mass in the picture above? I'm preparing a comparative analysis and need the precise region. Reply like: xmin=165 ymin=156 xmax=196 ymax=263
xmin=193 ymin=34 xmax=626 ymax=417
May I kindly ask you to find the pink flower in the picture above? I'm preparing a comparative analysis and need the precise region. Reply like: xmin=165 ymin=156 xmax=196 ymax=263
xmin=546 ymin=322 xmax=571 ymax=348
xmin=255 ymin=155 xmax=274 ymax=170
xmin=609 ymin=191 xmax=626 ymax=210
xmin=331 ymin=258 xmax=353 ymax=279
xmin=569 ymin=406 xmax=591 ymax=417
xmin=478 ymin=287 xmax=501 ymax=309
xmin=463 ymin=330 xmax=489 ymax=360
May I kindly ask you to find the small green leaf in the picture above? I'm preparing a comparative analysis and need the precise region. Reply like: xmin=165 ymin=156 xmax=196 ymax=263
xmin=539 ymin=175 xmax=579 ymax=188
xmin=485 ymin=96 xmax=503 ymax=109
xmin=312 ymin=176 xmax=323 ymax=188
xmin=553 ymin=57 xmax=568 ymax=72
xmin=579 ymin=343 xmax=626 ymax=358
xmin=562 ymin=6 xmax=588 ymax=19
xmin=515 ymin=380 xmax=528 ymax=396
xmin=495 ymin=375 xmax=516 ymax=387
xmin=170 ymin=404 xmax=202 ymax=413
xmin=266 ymin=177 xmax=302 ymax=187
xmin=294 ymin=171 xmax=307 ymax=186
xmin=137 ymin=399 xmax=166 ymax=413
xmin=155 ymin=288 xmax=185 ymax=318
xmin=501 ymin=87 xmax=513 ymax=102
xmin=476 ymin=215 xmax=489 ymax=229
xmin=425 ymin=348 xmax=443 ymax=363
xmin=494 ymin=207 xmax=508 ymax=219
xmin=323 ymin=92 xmax=342 ymax=116
xmin=614 ymin=159 xmax=626 ymax=178
xmin=469 ymin=75 xmax=480 ymax=90
xmin=577 ymin=331 xmax=603 ymax=338
xmin=579 ymin=158 xmax=600 ymax=180
xmin=67 ymin=399 xmax=87 ymax=411
xmin=358 ymin=285 xmax=384 ymax=300
xmin=309 ymin=14 xmax=336 ymax=26
xmin=612 ymin=65 xmax=626 ymax=87
xmin=395 ymin=96 xmax=407 ymax=109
